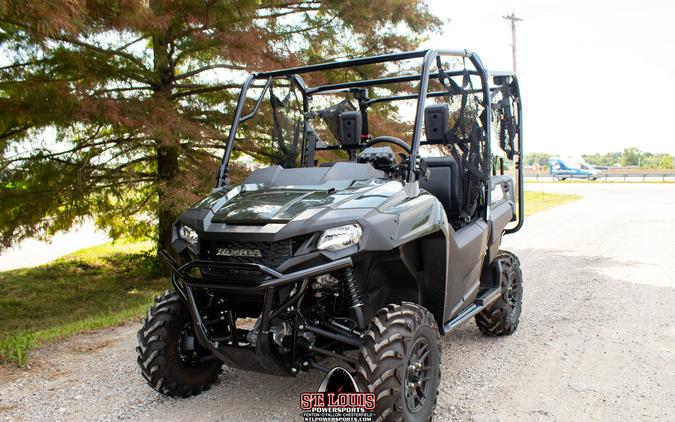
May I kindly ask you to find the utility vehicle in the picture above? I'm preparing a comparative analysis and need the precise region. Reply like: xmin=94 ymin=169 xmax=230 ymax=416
xmin=137 ymin=49 xmax=524 ymax=421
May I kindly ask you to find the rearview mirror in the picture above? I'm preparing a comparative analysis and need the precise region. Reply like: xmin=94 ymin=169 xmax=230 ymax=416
xmin=339 ymin=111 xmax=362 ymax=146
xmin=424 ymin=104 xmax=449 ymax=142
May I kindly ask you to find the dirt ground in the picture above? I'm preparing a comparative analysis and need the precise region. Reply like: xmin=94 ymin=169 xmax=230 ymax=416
xmin=1 ymin=183 xmax=673 ymax=421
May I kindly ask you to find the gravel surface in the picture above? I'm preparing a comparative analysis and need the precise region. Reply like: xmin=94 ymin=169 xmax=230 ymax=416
xmin=1 ymin=183 xmax=674 ymax=421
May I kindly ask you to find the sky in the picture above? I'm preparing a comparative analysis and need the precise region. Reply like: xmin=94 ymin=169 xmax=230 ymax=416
xmin=424 ymin=0 xmax=675 ymax=155
xmin=2 ymin=1 xmax=672 ymax=157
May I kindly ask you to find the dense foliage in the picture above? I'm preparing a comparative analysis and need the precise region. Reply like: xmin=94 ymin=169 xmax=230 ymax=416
xmin=523 ymin=152 xmax=552 ymax=167
xmin=0 ymin=0 xmax=440 ymax=250
xmin=583 ymin=148 xmax=674 ymax=168
xmin=526 ymin=149 xmax=674 ymax=169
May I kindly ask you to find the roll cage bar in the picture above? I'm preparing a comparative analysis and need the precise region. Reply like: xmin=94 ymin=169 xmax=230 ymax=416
xmin=216 ymin=49 xmax=523 ymax=234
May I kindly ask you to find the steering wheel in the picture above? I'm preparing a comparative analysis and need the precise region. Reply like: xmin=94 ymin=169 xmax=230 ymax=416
xmin=363 ymin=136 xmax=412 ymax=155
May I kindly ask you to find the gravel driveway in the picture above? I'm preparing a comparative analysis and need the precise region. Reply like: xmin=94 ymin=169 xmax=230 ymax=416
xmin=1 ymin=183 xmax=674 ymax=421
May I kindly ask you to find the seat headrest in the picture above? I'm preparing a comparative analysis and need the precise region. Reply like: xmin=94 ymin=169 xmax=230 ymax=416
xmin=424 ymin=104 xmax=449 ymax=142
xmin=339 ymin=111 xmax=362 ymax=146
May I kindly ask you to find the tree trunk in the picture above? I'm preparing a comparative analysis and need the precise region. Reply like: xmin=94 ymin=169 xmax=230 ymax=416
xmin=151 ymin=15 xmax=178 ymax=252
xmin=157 ymin=143 xmax=179 ymax=252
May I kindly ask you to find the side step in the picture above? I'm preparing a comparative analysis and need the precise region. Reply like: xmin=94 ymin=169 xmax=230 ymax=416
xmin=443 ymin=288 xmax=501 ymax=332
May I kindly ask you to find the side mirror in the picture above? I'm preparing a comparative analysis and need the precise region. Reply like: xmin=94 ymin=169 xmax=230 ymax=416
xmin=424 ymin=104 xmax=449 ymax=142
xmin=493 ymin=75 xmax=511 ymax=85
xmin=339 ymin=111 xmax=362 ymax=146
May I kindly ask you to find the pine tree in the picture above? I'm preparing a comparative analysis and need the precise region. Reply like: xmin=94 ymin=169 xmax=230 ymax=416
xmin=0 ymin=0 xmax=440 ymax=250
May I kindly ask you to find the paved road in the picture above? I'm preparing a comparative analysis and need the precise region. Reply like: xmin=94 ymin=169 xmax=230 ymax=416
xmin=1 ymin=183 xmax=674 ymax=421
xmin=0 ymin=221 xmax=108 ymax=271
xmin=525 ymin=176 xmax=675 ymax=182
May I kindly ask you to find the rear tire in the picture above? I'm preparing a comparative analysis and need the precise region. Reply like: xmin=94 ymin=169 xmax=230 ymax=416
xmin=475 ymin=251 xmax=523 ymax=336
xmin=355 ymin=303 xmax=441 ymax=421
xmin=136 ymin=290 xmax=221 ymax=397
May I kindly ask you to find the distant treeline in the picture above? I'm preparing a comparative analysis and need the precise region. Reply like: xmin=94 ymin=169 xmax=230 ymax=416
xmin=525 ymin=148 xmax=675 ymax=169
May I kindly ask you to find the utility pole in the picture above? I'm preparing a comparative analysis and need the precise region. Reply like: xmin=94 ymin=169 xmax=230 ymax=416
xmin=503 ymin=12 xmax=523 ymax=73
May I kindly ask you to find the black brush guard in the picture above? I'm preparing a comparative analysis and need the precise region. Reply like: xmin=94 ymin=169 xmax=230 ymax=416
xmin=158 ymin=249 xmax=355 ymax=375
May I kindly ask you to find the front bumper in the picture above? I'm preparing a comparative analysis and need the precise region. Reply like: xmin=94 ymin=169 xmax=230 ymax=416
xmin=157 ymin=249 xmax=355 ymax=375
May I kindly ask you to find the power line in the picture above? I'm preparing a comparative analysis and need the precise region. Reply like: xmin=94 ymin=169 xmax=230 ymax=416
xmin=503 ymin=12 xmax=523 ymax=74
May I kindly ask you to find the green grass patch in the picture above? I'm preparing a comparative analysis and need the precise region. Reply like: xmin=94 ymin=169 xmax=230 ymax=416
xmin=0 ymin=240 xmax=166 ymax=366
xmin=524 ymin=191 xmax=582 ymax=216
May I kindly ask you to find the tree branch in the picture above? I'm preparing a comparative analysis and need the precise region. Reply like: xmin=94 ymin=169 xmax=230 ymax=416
xmin=0 ymin=125 xmax=32 ymax=141
xmin=91 ymin=86 xmax=153 ymax=95
xmin=255 ymin=6 xmax=321 ymax=19
xmin=116 ymin=35 xmax=148 ymax=52
xmin=170 ymin=84 xmax=240 ymax=99
xmin=271 ymin=14 xmax=339 ymax=37
xmin=54 ymin=36 xmax=148 ymax=69
xmin=0 ymin=60 xmax=45 ymax=71
xmin=175 ymin=63 xmax=246 ymax=81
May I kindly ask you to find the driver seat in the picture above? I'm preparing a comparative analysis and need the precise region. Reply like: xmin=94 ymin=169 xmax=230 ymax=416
xmin=420 ymin=157 xmax=463 ymax=219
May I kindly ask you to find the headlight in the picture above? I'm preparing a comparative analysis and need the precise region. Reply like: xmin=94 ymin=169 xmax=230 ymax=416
xmin=179 ymin=225 xmax=199 ymax=244
xmin=317 ymin=224 xmax=362 ymax=252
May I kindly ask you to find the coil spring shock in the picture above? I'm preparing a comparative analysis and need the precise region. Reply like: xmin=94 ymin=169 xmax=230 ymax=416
xmin=343 ymin=268 xmax=363 ymax=307
xmin=342 ymin=268 xmax=366 ymax=329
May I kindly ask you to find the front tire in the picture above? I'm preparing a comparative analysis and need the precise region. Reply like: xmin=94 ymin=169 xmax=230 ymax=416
xmin=356 ymin=303 xmax=441 ymax=421
xmin=136 ymin=290 xmax=221 ymax=397
xmin=475 ymin=251 xmax=523 ymax=336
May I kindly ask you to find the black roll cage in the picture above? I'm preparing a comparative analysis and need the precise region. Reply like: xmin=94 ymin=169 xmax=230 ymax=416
xmin=216 ymin=49 xmax=524 ymax=234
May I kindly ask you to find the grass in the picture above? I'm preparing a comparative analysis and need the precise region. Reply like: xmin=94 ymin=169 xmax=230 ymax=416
xmin=0 ymin=240 xmax=166 ymax=366
xmin=524 ymin=191 xmax=582 ymax=216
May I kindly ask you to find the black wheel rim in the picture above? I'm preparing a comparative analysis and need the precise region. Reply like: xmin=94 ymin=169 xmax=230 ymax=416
xmin=177 ymin=323 xmax=211 ymax=367
xmin=506 ymin=271 xmax=519 ymax=309
xmin=404 ymin=337 xmax=432 ymax=413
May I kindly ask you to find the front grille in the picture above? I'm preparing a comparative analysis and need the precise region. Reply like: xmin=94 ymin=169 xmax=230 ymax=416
xmin=200 ymin=236 xmax=309 ymax=270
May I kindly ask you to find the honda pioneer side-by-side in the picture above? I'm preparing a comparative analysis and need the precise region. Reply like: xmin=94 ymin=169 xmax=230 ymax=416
xmin=137 ymin=49 xmax=524 ymax=421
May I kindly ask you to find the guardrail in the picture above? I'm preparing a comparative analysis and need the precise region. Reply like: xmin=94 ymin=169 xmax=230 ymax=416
xmin=526 ymin=173 xmax=675 ymax=182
